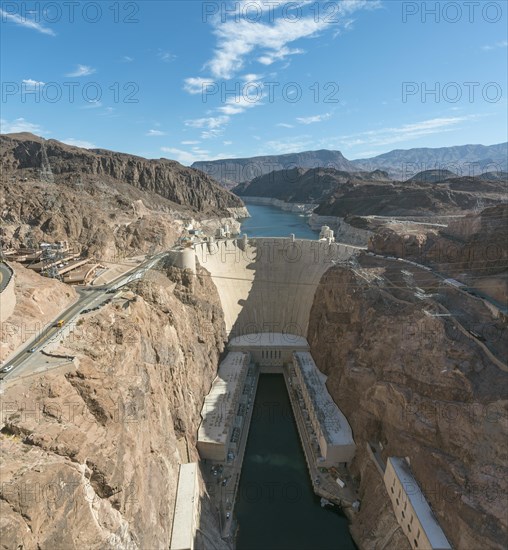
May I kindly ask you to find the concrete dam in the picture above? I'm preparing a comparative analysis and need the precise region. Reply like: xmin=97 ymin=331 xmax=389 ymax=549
xmin=193 ymin=237 xmax=362 ymax=338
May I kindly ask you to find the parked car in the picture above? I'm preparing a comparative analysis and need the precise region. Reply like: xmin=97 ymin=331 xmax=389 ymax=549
xmin=1 ymin=365 xmax=14 ymax=373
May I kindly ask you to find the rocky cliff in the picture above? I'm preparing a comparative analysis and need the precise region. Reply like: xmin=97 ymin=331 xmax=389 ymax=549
xmin=0 ymin=133 xmax=247 ymax=259
xmin=234 ymin=165 xmax=505 ymax=219
xmin=1 ymin=133 xmax=243 ymax=213
xmin=234 ymin=167 xmax=389 ymax=204
xmin=369 ymin=205 xmax=508 ymax=279
xmin=307 ymin=262 xmax=508 ymax=550
xmin=0 ymin=265 xmax=229 ymax=550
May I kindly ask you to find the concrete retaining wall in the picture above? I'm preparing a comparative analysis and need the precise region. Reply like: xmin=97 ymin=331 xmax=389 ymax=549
xmin=0 ymin=263 xmax=16 ymax=323
xmin=194 ymin=238 xmax=360 ymax=338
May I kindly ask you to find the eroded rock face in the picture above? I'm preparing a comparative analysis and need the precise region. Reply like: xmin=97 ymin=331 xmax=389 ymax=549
xmin=0 ymin=262 xmax=78 ymax=361
xmin=1 ymin=133 xmax=243 ymax=213
xmin=368 ymin=205 xmax=508 ymax=279
xmin=0 ymin=133 xmax=246 ymax=259
xmin=308 ymin=267 xmax=508 ymax=550
xmin=0 ymin=267 xmax=229 ymax=550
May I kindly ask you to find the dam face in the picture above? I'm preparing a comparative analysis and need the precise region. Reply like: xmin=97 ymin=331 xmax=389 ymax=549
xmin=194 ymin=238 xmax=360 ymax=338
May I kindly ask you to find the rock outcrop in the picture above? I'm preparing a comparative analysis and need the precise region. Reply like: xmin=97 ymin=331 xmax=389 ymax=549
xmin=307 ymin=264 xmax=508 ymax=550
xmin=0 ymin=266 xmax=229 ymax=550
xmin=1 ymin=133 xmax=243 ymax=214
xmin=0 ymin=133 xmax=247 ymax=259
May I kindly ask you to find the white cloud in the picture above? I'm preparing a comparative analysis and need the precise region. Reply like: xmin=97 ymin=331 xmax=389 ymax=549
xmin=158 ymin=51 xmax=176 ymax=62
xmin=296 ymin=113 xmax=332 ymax=124
xmin=146 ymin=129 xmax=166 ymax=136
xmin=223 ymin=140 xmax=233 ymax=145
xmin=122 ymin=56 xmax=134 ymax=62
xmin=260 ymin=135 xmax=313 ymax=154
xmin=0 ymin=117 xmax=45 ymax=134
xmin=203 ymin=1 xmax=377 ymax=79
xmin=333 ymin=116 xmax=480 ymax=149
xmin=183 ymin=77 xmax=218 ymax=95
xmin=482 ymin=40 xmax=508 ymax=51
xmin=61 ymin=138 xmax=96 ymax=149
xmin=22 ymin=79 xmax=45 ymax=87
xmin=184 ymin=115 xmax=230 ymax=139
xmin=276 ymin=122 xmax=294 ymax=128
xmin=242 ymin=73 xmax=264 ymax=82
xmin=181 ymin=140 xmax=201 ymax=145
xmin=217 ymin=93 xmax=262 ymax=115
xmin=161 ymin=146 xmax=226 ymax=165
xmin=185 ymin=116 xmax=230 ymax=129
xmin=66 ymin=65 xmax=96 ymax=77
xmin=258 ymin=46 xmax=304 ymax=66
xmin=0 ymin=8 xmax=55 ymax=36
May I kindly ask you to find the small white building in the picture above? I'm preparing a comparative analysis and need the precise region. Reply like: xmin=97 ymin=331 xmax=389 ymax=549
xmin=228 ymin=333 xmax=309 ymax=367
xmin=384 ymin=457 xmax=452 ymax=550
xmin=319 ymin=225 xmax=335 ymax=242
xmin=170 ymin=463 xmax=200 ymax=550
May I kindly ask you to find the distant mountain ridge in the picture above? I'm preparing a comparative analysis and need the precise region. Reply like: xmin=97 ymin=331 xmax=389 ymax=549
xmin=353 ymin=143 xmax=508 ymax=179
xmin=192 ymin=149 xmax=357 ymax=188
xmin=192 ymin=142 xmax=508 ymax=184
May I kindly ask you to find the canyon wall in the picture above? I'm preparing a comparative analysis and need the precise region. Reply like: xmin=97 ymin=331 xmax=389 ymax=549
xmin=307 ymin=266 xmax=508 ymax=550
xmin=1 ymin=133 xmax=243 ymax=215
xmin=0 ymin=266 xmax=229 ymax=550
xmin=0 ymin=263 xmax=16 ymax=323
xmin=242 ymin=196 xmax=315 ymax=214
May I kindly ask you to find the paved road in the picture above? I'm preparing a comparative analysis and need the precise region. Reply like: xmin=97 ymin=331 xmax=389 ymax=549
xmin=0 ymin=262 xmax=13 ymax=293
xmin=1 ymin=252 xmax=167 ymax=381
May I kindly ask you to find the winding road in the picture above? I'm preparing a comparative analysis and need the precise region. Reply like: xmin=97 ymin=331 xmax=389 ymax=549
xmin=1 ymin=251 xmax=167 ymax=382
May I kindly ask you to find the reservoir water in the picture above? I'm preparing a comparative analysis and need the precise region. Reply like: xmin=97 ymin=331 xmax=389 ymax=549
xmin=240 ymin=203 xmax=318 ymax=239
xmin=236 ymin=375 xmax=356 ymax=550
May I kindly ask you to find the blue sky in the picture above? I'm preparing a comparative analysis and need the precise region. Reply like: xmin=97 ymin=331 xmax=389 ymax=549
xmin=1 ymin=0 xmax=507 ymax=164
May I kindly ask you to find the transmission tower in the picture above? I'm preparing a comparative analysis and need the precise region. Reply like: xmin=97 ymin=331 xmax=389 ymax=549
xmin=39 ymin=142 xmax=55 ymax=184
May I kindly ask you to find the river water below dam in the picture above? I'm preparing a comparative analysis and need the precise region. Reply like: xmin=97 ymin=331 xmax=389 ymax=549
xmin=240 ymin=203 xmax=318 ymax=239
xmin=235 ymin=375 xmax=356 ymax=550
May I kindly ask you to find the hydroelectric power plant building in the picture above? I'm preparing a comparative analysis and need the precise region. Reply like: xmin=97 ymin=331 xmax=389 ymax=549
xmin=197 ymin=352 xmax=250 ymax=462
xmin=170 ymin=463 xmax=200 ymax=550
xmin=194 ymin=237 xmax=360 ymax=471
xmin=171 ymin=235 xmax=452 ymax=544
xmin=292 ymin=352 xmax=356 ymax=466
